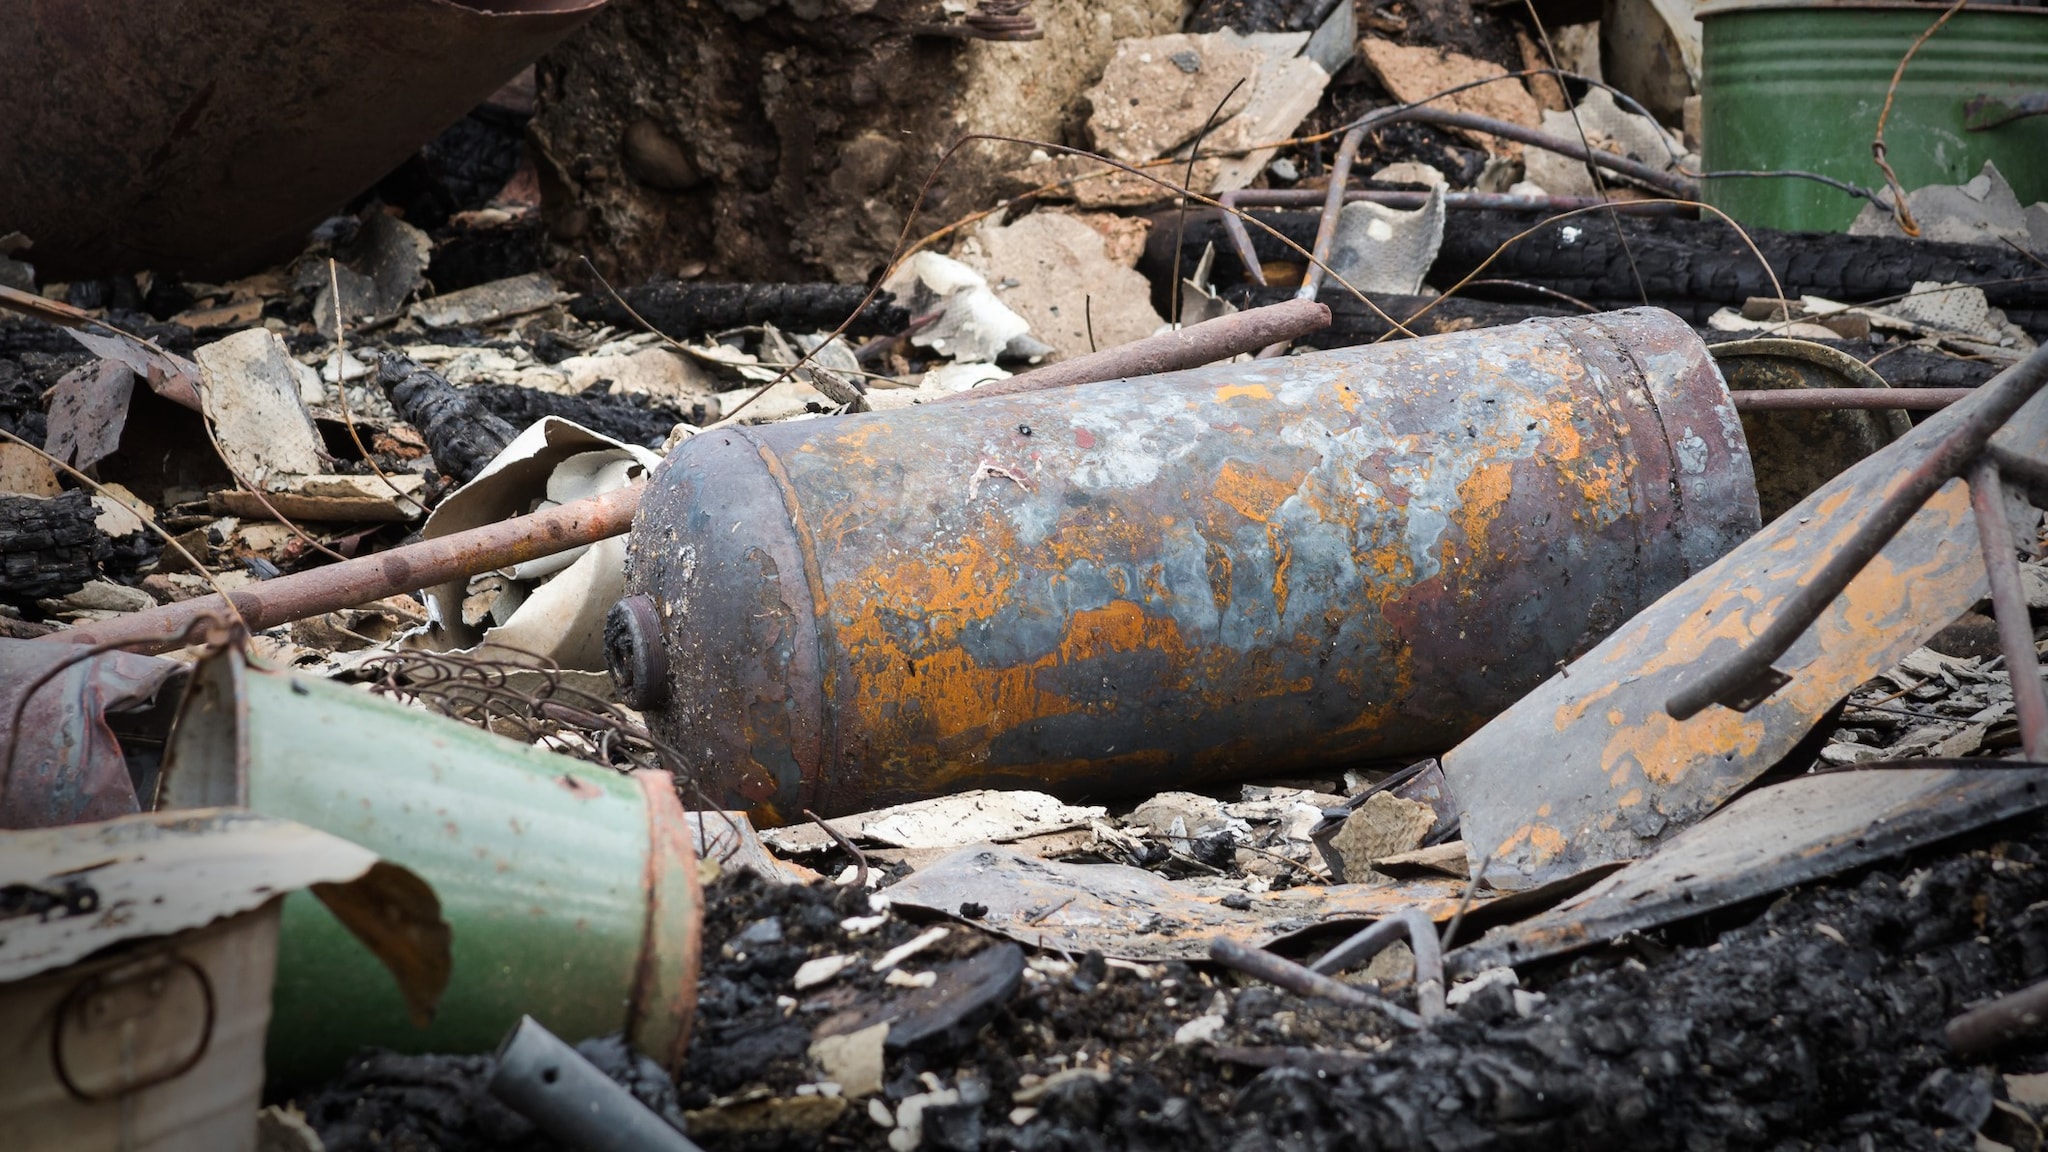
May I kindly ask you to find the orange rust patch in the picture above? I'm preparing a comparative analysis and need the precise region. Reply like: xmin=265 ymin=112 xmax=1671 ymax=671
xmin=1494 ymin=821 xmax=1568 ymax=863
xmin=1214 ymin=458 xmax=1299 ymax=523
xmin=1450 ymin=459 xmax=1514 ymax=564
xmin=1216 ymin=383 xmax=1273 ymax=404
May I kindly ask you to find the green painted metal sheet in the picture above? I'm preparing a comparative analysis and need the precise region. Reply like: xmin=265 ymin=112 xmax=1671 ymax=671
xmin=160 ymin=654 xmax=697 ymax=1089
xmin=1701 ymin=3 xmax=2048 ymax=232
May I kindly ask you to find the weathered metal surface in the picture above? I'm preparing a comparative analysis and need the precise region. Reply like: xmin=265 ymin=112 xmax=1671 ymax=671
xmin=0 ymin=638 xmax=184 ymax=829
xmin=884 ymin=844 xmax=1481 ymax=962
xmin=625 ymin=308 xmax=1759 ymax=823
xmin=1710 ymin=337 xmax=1911 ymax=523
xmin=156 ymin=648 xmax=700 ymax=1087
xmin=1442 ymin=364 xmax=2048 ymax=892
xmin=1971 ymin=460 xmax=2048 ymax=759
xmin=1701 ymin=3 xmax=2048 ymax=231
xmin=0 ymin=0 xmax=605 ymax=280
xmin=1449 ymin=762 xmax=2048 ymax=976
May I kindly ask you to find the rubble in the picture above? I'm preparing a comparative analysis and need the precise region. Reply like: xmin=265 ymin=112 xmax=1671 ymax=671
xmin=7 ymin=0 xmax=2048 ymax=1146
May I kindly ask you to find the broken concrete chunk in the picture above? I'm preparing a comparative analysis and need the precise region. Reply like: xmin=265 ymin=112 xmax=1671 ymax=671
xmin=1324 ymin=792 xmax=1438 ymax=883
xmin=809 ymin=1021 xmax=888 ymax=1098
xmin=1358 ymin=38 xmax=1542 ymax=154
xmin=958 ymin=212 xmax=1166 ymax=361
xmin=1126 ymin=792 xmax=1245 ymax=842
xmin=194 ymin=328 xmax=329 ymax=487
xmin=1204 ymin=34 xmax=1331 ymax=194
xmin=1084 ymin=33 xmax=1260 ymax=163
xmin=1524 ymin=88 xmax=1685 ymax=197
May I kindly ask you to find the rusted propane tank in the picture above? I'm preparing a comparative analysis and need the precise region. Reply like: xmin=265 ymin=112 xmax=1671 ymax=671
xmin=609 ymin=308 xmax=1759 ymax=825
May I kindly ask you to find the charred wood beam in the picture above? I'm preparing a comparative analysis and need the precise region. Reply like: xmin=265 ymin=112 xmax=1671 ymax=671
xmin=1169 ymin=211 xmax=2048 ymax=319
xmin=377 ymin=354 xmax=517 ymax=486
xmin=569 ymin=282 xmax=910 ymax=341
xmin=0 ymin=490 xmax=105 ymax=604
xmin=466 ymin=384 xmax=691 ymax=449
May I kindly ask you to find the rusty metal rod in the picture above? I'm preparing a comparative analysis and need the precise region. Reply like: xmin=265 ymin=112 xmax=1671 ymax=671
xmin=1219 ymin=191 xmax=1687 ymax=287
xmin=1254 ymin=126 xmax=1369 ymax=358
xmin=944 ymin=298 xmax=1332 ymax=402
xmin=1667 ymin=341 xmax=2048 ymax=721
xmin=1305 ymin=909 xmax=1446 ymax=1023
xmin=1208 ymin=937 xmax=1424 ymax=1030
xmin=1728 ymin=388 xmax=1974 ymax=411
xmin=1374 ymin=107 xmax=1699 ymax=199
xmin=1947 ymin=976 xmax=2048 ymax=1058
xmin=49 ymin=483 xmax=646 ymax=655
xmin=51 ymin=302 xmax=1328 ymax=653
xmin=1969 ymin=459 xmax=2048 ymax=759
xmin=1993 ymin=443 xmax=2048 ymax=507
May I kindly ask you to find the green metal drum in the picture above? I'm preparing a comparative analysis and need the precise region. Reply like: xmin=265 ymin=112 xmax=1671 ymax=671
xmin=1701 ymin=1 xmax=2048 ymax=232
xmin=158 ymin=650 xmax=700 ymax=1089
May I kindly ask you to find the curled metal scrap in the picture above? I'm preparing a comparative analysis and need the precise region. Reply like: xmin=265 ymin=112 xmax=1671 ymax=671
xmin=0 ymin=638 xmax=185 ymax=830
xmin=1449 ymin=761 xmax=2048 ymax=977
xmin=1441 ymin=358 xmax=2048 ymax=892
xmin=0 ymin=0 xmax=605 ymax=279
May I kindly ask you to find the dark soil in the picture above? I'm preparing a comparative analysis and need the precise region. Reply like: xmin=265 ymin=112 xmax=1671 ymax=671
xmin=296 ymin=818 xmax=2048 ymax=1152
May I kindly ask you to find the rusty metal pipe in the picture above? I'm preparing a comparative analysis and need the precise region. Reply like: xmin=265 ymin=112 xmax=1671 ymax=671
xmin=618 ymin=309 xmax=1759 ymax=824
xmin=1208 ymin=937 xmax=1424 ymax=1029
xmin=941 ymin=299 xmax=1331 ymax=403
xmin=49 ymin=484 xmax=645 ymax=655
xmin=1667 ymin=341 xmax=2048 ymax=720
xmin=1970 ymin=460 xmax=2048 ymax=759
xmin=1256 ymin=126 xmax=1369 ymax=356
xmin=1217 ymin=192 xmax=1687 ymax=286
xmin=41 ymin=307 xmax=1344 ymax=655
xmin=1305 ymin=909 xmax=1445 ymax=1023
xmin=1374 ymin=107 xmax=1698 ymax=199
xmin=1948 ymin=976 xmax=2048 ymax=1058
xmin=1727 ymin=388 xmax=1973 ymax=411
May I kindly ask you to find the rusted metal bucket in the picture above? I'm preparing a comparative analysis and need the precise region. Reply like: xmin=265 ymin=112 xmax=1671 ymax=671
xmin=0 ymin=0 xmax=604 ymax=279
xmin=157 ymin=648 xmax=699 ymax=1089
xmin=613 ymin=308 xmax=1761 ymax=824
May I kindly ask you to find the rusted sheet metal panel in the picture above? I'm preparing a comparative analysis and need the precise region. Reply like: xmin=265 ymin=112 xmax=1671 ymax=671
xmin=627 ymin=308 xmax=1760 ymax=823
xmin=0 ymin=639 xmax=183 ymax=830
xmin=0 ymin=0 xmax=604 ymax=280
xmin=1443 ymin=387 xmax=2048 ymax=892
xmin=1450 ymin=762 xmax=2048 ymax=975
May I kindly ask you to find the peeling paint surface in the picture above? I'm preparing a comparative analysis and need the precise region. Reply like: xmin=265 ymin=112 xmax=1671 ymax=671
xmin=629 ymin=310 xmax=1759 ymax=824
